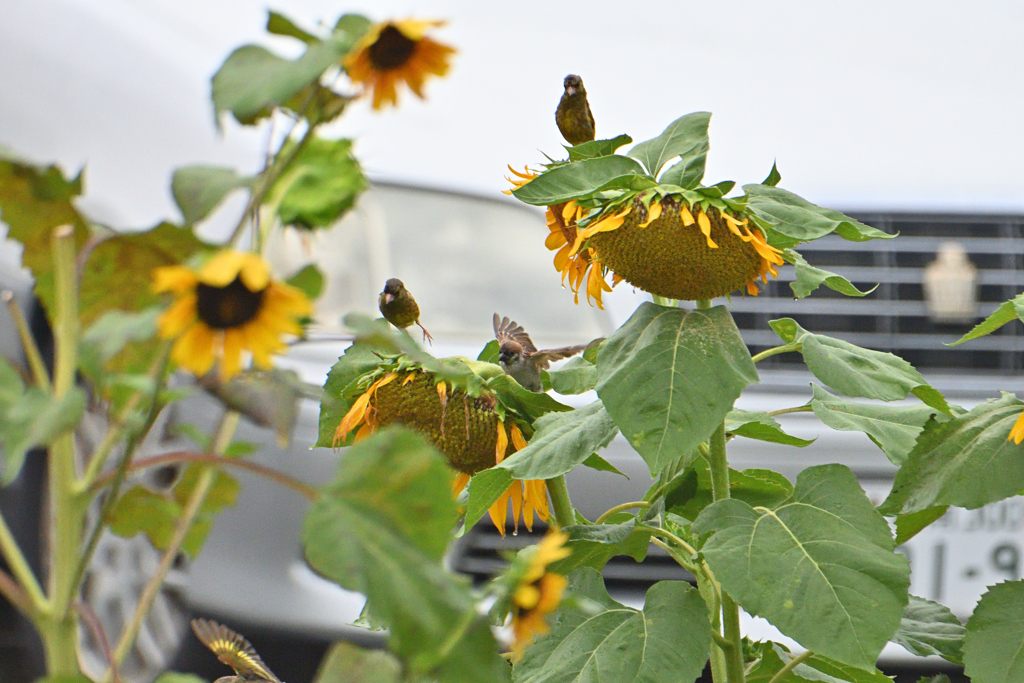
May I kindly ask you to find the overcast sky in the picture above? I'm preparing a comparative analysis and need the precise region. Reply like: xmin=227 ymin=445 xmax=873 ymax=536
xmin=2 ymin=0 xmax=1023 ymax=230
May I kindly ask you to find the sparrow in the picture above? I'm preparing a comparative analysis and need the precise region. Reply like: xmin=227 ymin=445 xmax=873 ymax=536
xmin=378 ymin=278 xmax=433 ymax=344
xmin=555 ymin=74 xmax=596 ymax=146
xmin=191 ymin=618 xmax=282 ymax=683
xmin=493 ymin=313 xmax=587 ymax=392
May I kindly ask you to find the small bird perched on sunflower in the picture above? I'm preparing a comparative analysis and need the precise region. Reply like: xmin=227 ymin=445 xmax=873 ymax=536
xmin=493 ymin=314 xmax=586 ymax=392
xmin=191 ymin=618 xmax=282 ymax=683
xmin=555 ymin=74 xmax=596 ymax=146
xmin=378 ymin=278 xmax=433 ymax=343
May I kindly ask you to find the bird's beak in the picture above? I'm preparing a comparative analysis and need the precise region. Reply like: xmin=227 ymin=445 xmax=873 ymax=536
xmin=384 ymin=293 xmax=394 ymax=304
xmin=566 ymin=85 xmax=577 ymax=96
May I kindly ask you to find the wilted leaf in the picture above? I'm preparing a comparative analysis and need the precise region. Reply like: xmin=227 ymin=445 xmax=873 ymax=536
xmin=726 ymin=409 xmax=814 ymax=447
xmin=892 ymin=595 xmax=965 ymax=663
xmin=200 ymin=368 xmax=306 ymax=447
xmin=785 ymin=249 xmax=876 ymax=299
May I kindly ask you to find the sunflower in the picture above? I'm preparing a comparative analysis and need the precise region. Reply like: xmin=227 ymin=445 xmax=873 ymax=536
xmin=344 ymin=19 xmax=455 ymax=110
xmin=509 ymin=531 xmax=570 ymax=659
xmin=1009 ymin=410 xmax=1024 ymax=444
xmin=153 ymin=250 xmax=312 ymax=380
xmin=335 ymin=368 xmax=550 ymax=535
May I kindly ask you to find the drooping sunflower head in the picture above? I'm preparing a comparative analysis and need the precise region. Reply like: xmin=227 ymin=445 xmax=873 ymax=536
xmin=330 ymin=351 xmax=554 ymax=535
xmin=153 ymin=250 xmax=312 ymax=380
xmin=505 ymin=531 xmax=571 ymax=659
xmin=344 ymin=19 xmax=455 ymax=110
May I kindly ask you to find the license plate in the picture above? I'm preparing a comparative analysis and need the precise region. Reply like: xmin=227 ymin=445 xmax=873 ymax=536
xmin=897 ymin=498 xmax=1024 ymax=617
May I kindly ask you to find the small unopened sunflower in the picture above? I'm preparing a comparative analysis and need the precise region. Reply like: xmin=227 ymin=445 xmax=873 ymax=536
xmin=509 ymin=531 xmax=570 ymax=659
xmin=153 ymin=250 xmax=312 ymax=380
xmin=335 ymin=365 xmax=549 ymax=536
xmin=344 ymin=19 xmax=455 ymax=110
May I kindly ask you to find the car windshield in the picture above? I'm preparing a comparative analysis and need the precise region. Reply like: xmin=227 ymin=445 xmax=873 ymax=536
xmin=265 ymin=183 xmax=611 ymax=346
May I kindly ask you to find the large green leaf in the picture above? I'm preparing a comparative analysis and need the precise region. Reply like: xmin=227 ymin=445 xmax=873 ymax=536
xmin=597 ymin=303 xmax=758 ymax=476
xmin=726 ymin=409 xmax=814 ymax=447
xmin=880 ymin=394 xmax=1024 ymax=515
xmin=694 ymin=465 xmax=910 ymax=669
xmin=461 ymin=402 xmax=618 ymax=529
xmin=315 ymin=343 xmax=393 ymax=448
xmin=0 ymin=386 xmax=86 ymax=484
xmin=892 ymin=595 xmax=965 ymax=664
xmin=0 ymin=150 xmax=89 ymax=317
xmin=514 ymin=568 xmax=711 ymax=683
xmin=784 ymin=249 xmax=875 ymax=299
xmin=273 ymin=137 xmax=367 ymax=229
xmin=893 ymin=506 xmax=948 ymax=545
xmin=627 ymin=112 xmax=711 ymax=182
xmin=511 ymin=155 xmax=648 ymax=206
xmin=267 ymin=11 xmax=320 ymax=44
xmin=212 ymin=20 xmax=367 ymax=125
xmin=566 ymin=135 xmax=633 ymax=162
xmin=171 ymin=166 xmax=253 ymax=225
xmin=745 ymin=185 xmax=894 ymax=247
xmin=950 ymin=293 xmax=1024 ymax=345
xmin=545 ymin=357 xmax=597 ymax=395
xmin=771 ymin=318 xmax=950 ymax=415
xmin=665 ymin=458 xmax=793 ymax=522
xmin=313 ymin=642 xmax=410 ymax=683
xmin=303 ymin=428 xmax=507 ymax=682
xmin=810 ymin=385 xmax=941 ymax=466
xmin=963 ymin=580 xmax=1024 ymax=683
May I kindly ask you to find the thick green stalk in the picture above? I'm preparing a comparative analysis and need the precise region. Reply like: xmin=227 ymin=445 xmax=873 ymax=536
xmin=708 ymin=421 xmax=745 ymax=683
xmin=44 ymin=226 xmax=85 ymax=676
xmin=0 ymin=513 xmax=46 ymax=616
xmin=652 ymin=295 xmax=678 ymax=307
xmin=750 ymin=343 xmax=802 ymax=364
xmin=546 ymin=475 xmax=575 ymax=528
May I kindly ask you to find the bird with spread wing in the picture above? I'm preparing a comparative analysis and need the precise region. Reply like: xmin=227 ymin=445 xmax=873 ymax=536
xmin=191 ymin=618 xmax=282 ymax=683
xmin=493 ymin=314 xmax=586 ymax=392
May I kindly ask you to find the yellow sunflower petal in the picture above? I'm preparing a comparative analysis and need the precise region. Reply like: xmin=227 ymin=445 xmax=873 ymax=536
xmin=639 ymin=200 xmax=662 ymax=228
xmin=220 ymin=328 xmax=246 ymax=380
xmin=198 ymin=250 xmax=248 ymax=287
xmin=495 ymin=421 xmax=509 ymax=464
xmin=157 ymin=293 xmax=197 ymax=338
xmin=488 ymin=488 xmax=512 ymax=537
xmin=697 ymin=211 xmax=718 ymax=249
xmin=510 ymin=423 xmax=528 ymax=451
xmin=680 ymin=205 xmax=695 ymax=226
xmin=545 ymin=230 xmax=567 ymax=250
xmin=452 ymin=472 xmax=471 ymax=497
xmin=153 ymin=266 xmax=198 ymax=295
xmin=172 ymin=324 xmax=216 ymax=377
xmin=1010 ymin=410 xmax=1024 ymax=445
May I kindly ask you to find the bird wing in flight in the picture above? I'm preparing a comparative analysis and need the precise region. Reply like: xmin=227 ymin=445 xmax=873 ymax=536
xmin=191 ymin=619 xmax=281 ymax=683
xmin=493 ymin=314 xmax=538 ymax=355
xmin=530 ymin=345 xmax=588 ymax=369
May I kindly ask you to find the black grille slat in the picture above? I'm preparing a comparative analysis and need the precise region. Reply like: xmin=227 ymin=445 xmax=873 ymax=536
xmin=742 ymin=212 xmax=1024 ymax=373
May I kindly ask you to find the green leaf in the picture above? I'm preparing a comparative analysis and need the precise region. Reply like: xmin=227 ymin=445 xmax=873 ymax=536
xmin=511 ymin=155 xmax=648 ymax=206
xmin=950 ymin=293 xmax=1024 ymax=345
xmin=548 ymin=520 xmax=651 ymax=574
xmin=546 ymin=356 xmax=597 ymax=395
xmin=785 ymin=249 xmax=876 ymax=299
xmin=81 ymin=222 xmax=207 ymax=327
xmin=212 ymin=36 xmax=358 ymax=125
xmin=285 ymin=264 xmax=325 ymax=300
xmin=762 ymin=161 xmax=782 ymax=187
xmin=314 ymin=641 xmax=404 ymax=683
xmin=477 ymin=340 xmax=500 ymax=363
xmin=726 ymin=409 xmax=814 ymax=447
xmin=171 ymin=166 xmax=252 ymax=225
xmin=894 ymin=506 xmax=948 ymax=545
xmin=0 ymin=386 xmax=86 ymax=484
xmin=273 ymin=137 xmax=366 ymax=229
xmin=316 ymin=343 xmax=391 ymax=448
xmin=303 ymin=428 xmax=507 ymax=681
xmin=810 ymin=385 xmax=941 ymax=466
xmin=880 ymin=393 xmax=1024 ymax=515
xmin=771 ymin=318 xmax=951 ymax=415
xmin=747 ymin=642 xmax=893 ymax=683
xmin=0 ymin=150 xmax=89 ymax=317
xmin=267 ymin=11 xmax=319 ymax=44
xmin=745 ymin=185 xmax=894 ymax=247
xmin=666 ymin=458 xmax=793 ymax=522
xmin=580 ymin=453 xmax=627 ymax=478
xmin=486 ymin=374 xmax=573 ymax=422
xmin=79 ymin=307 xmax=160 ymax=381
xmin=597 ymin=303 xmax=758 ymax=476
xmin=566 ymin=134 xmax=633 ymax=162
xmin=892 ymin=595 xmax=965 ymax=664
xmin=694 ymin=465 xmax=910 ymax=669
xmin=464 ymin=467 xmax=514 ymax=531
xmin=514 ymin=568 xmax=711 ymax=683
xmin=963 ymin=580 xmax=1024 ymax=683
xmin=628 ymin=112 xmax=711 ymax=182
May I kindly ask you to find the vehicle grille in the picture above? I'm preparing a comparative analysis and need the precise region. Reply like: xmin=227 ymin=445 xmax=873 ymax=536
xmin=451 ymin=523 xmax=694 ymax=593
xmin=738 ymin=212 xmax=1024 ymax=373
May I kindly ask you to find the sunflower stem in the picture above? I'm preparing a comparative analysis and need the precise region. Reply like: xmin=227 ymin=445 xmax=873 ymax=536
xmin=104 ymin=409 xmax=240 ymax=681
xmin=750 ymin=342 xmax=802 ymax=364
xmin=708 ymin=420 xmax=746 ymax=683
xmin=2 ymin=290 xmax=51 ymax=391
xmin=652 ymin=295 xmax=678 ymax=307
xmin=766 ymin=650 xmax=814 ymax=683
xmin=767 ymin=405 xmax=813 ymax=418
xmin=595 ymin=500 xmax=650 ymax=524
xmin=696 ymin=299 xmax=712 ymax=310
xmin=546 ymin=475 xmax=575 ymax=529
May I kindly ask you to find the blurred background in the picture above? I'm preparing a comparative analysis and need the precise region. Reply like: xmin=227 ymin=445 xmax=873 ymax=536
xmin=2 ymin=2 xmax=1024 ymax=682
